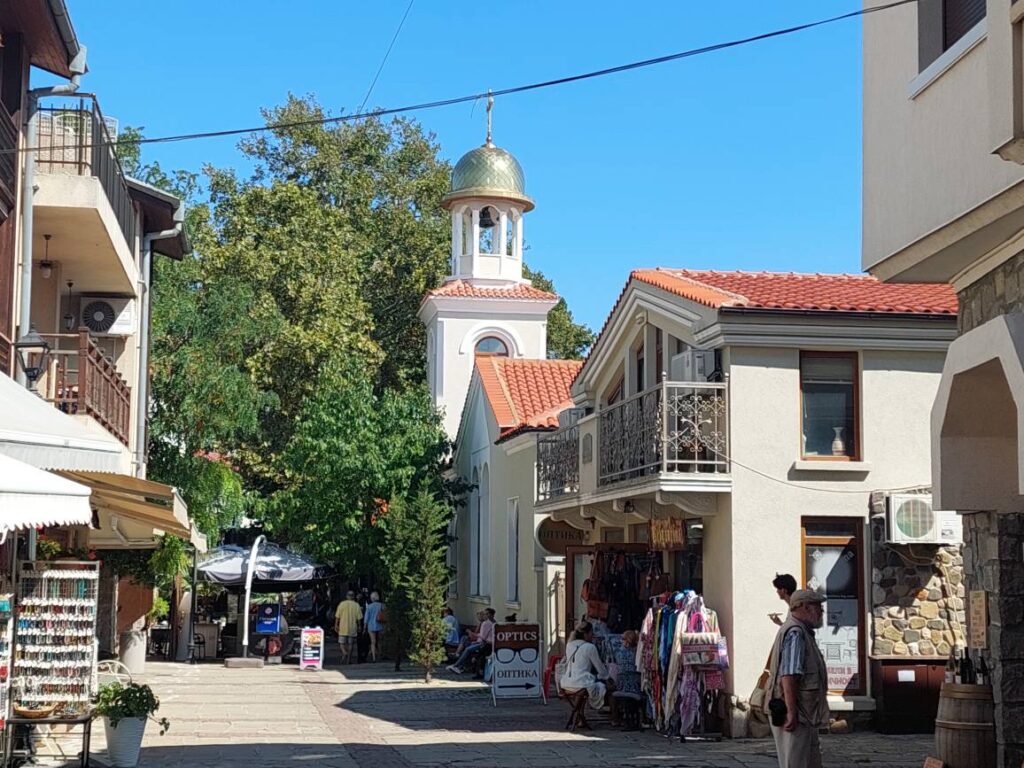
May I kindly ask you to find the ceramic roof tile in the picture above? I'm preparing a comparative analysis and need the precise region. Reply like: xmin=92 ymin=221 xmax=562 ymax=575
xmin=475 ymin=357 xmax=582 ymax=441
xmin=426 ymin=279 xmax=558 ymax=301
xmin=632 ymin=269 xmax=958 ymax=315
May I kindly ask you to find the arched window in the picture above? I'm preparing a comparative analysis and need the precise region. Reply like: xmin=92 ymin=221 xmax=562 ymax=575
xmin=475 ymin=336 xmax=509 ymax=357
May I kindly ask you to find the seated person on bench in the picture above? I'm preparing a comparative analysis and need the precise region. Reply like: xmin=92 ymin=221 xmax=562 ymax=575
xmin=560 ymin=620 xmax=614 ymax=711
xmin=446 ymin=608 xmax=494 ymax=674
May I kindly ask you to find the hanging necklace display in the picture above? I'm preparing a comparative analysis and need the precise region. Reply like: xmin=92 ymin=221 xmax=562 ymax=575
xmin=13 ymin=561 xmax=99 ymax=711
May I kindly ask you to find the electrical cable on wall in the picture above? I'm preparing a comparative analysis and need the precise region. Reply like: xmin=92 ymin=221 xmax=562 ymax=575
xmin=5 ymin=0 xmax=917 ymax=156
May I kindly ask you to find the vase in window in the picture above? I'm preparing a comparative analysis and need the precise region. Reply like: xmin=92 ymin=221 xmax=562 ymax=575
xmin=831 ymin=427 xmax=846 ymax=456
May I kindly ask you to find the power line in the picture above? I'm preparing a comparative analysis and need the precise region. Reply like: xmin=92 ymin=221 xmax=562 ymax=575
xmin=357 ymin=0 xmax=417 ymax=116
xmin=10 ymin=0 xmax=916 ymax=156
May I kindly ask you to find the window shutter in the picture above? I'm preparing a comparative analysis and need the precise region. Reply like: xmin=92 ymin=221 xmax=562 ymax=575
xmin=944 ymin=0 xmax=986 ymax=50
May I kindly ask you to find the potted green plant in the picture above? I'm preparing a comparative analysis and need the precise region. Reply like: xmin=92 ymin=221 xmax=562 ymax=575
xmin=94 ymin=682 xmax=169 ymax=767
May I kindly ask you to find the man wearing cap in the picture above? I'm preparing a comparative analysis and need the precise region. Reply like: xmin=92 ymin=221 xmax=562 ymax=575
xmin=765 ymin=589 xmax=830 ymax=768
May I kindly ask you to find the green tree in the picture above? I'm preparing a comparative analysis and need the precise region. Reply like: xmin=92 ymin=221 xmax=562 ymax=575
xmin=523 ymin=265 xmax=595 ymax=360
xmin=383 ymin=490 xmax=453 ymax=680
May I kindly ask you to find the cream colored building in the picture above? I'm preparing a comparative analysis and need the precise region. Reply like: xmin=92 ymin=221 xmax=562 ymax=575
xmin=864 ymin=0 xmax=1024 ymax=762
xmin=535 ymin=268 xmax=956 ymax=713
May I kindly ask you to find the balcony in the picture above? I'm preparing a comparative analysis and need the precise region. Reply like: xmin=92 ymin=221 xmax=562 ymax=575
xmin=33 ymin=97 xmax=138 ymax=295
xmin=536 ymin=381 xmax=730 ymax=512
xmin=0 ymin=104 xmax=17 ymax=215
xmin=39 ymin=331 xmax=131 ymax=446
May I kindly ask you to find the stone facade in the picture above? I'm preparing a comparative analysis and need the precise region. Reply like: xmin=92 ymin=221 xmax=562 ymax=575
xmin=957 ymin=249 xmax=1024 ymax=334
xmin=869 ymin=517 xmax=965 ymax=658
xmin=962 ymin=511 xmax=1024 ymax=768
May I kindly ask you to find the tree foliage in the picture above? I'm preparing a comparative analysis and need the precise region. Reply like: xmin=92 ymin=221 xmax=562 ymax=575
xmin=523 ymin=265 xmax=595 ymax=360
xmin=382 ymin=491 xmax=453 ymax=680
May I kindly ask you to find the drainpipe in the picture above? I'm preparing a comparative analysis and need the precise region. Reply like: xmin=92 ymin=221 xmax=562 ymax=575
xmin=16 ymin=46 xmax=88 ymax=388
xmin=135 ymin=214 xmax=183 ymax=477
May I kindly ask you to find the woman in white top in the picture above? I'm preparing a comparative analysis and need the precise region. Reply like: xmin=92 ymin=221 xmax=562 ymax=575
xmin=559 ymin=621 xmax=611 ymax=710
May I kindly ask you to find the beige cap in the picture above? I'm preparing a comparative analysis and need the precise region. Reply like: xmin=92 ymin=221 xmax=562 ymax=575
xmin=789 ymin=589 xmax=827 ymax=609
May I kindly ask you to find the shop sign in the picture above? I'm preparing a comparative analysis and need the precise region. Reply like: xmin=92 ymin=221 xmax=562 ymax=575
xmin=536 ymin=519 xmax=589 ymax=556
xmin=649 ymin=518 xmax=687 ymax=551
xmin=255 ymin=603 xmax=282 ymax=634
xmin=969 ymin=591 xmax=988 ymax=649
xmin=299 ymin=627 xmax=324 ymax=670
xmin=491 ymin=623 xmax=544 ymax=703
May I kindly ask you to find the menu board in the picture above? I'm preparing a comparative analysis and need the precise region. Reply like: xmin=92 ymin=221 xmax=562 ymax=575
xmin=299 ymin=627 xmax=324 ymax=670
xmin=969 ymin=591 xmax=988 ymax=649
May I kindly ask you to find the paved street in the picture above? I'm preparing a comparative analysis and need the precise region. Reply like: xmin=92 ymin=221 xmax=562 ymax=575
xmin=84 ymin=661 xmax=933 ymax=768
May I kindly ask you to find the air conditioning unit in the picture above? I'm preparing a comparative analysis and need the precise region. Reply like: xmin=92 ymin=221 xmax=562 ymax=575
xmin=669 ymin=347 xmax=714 ymax=382
xmin=886 ymin=493 xmax=962 ymax=545
xmin=558 ymin=407 xmax=586 ymax=428
xmin=79 ymin=296 xmax=135 ymax=336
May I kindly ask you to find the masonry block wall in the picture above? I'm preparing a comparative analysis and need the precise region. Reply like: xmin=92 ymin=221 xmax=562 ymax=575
xmin=957 ymin=251 xmax=1024 ymax=334
xmin=870 ymin=518 xmax=964 ymax=656
xmin=962 ymin=511 xmax=1024 ymax=768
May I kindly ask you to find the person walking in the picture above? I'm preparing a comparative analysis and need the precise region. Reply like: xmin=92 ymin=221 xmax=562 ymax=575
xmin=765 ymin=589 xmax=830 ymax=768
xmin=769 ymin=573 xmax=797 ymax=626
xmin=334 ymin=591 xmax=363 ymax=665
xmin=363 ymin=591 xmax=385 ymax=662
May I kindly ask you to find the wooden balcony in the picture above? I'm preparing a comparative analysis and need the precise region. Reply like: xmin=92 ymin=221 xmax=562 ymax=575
xmin=536 ymin=380 xmax=730 ymax=510
xmin=0 ymin=104 xmax=17 ymax=215
xmin=39 ymin=331 xmax=131 ymax=446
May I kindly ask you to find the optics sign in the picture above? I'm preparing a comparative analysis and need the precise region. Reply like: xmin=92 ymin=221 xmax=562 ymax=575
xmin=491 ymin=624 xmax=544 ymax=704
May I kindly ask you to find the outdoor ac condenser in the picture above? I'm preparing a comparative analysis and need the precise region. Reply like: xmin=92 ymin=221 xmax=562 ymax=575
xmin=886 ymin=493 xmax=962 ymax=545
xmin=79 ymin=296 xmax=135 ymax=336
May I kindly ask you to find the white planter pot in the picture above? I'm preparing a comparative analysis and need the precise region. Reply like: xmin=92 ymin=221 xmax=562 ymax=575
xmin=104 ymin=716 xmax=147 ymax=767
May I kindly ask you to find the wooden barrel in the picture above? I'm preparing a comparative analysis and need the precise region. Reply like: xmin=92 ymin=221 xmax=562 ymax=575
xmin=935 ymin=683 xmax=996 ymax=768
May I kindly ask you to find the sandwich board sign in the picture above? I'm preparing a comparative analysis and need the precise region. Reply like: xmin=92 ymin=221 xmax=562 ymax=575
xmin=299 ymin=627 xmax=324 ymax=670
xmin=491 ymin=623 xmax=545 ymax=705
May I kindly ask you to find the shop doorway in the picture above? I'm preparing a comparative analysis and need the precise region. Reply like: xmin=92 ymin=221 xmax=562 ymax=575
xmin=564 ymin=544 xmax=656 ymax=640
xmin=801 ymin=517 xmax=865 ymax=695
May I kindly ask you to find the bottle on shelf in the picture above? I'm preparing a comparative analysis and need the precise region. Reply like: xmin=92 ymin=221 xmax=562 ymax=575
xmin=978 ymin=656 xmax=990 ymax=686
xmin=953 ymin=648 xmax=963 ymax=684
xmin=945 ymin=648 xmax=957 ymax=684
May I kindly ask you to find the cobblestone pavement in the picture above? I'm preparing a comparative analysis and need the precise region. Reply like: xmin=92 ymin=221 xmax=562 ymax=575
xmin=83 ymin=660 xmax=934 ymax=768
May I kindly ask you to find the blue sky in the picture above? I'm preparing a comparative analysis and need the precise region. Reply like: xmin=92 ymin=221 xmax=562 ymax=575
xmin=53 ymin=1 xmax=864 ymax=331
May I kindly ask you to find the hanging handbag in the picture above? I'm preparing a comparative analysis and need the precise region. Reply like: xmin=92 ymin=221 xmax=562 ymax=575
xmin=582 ymin=553 xmax=610 ymax=620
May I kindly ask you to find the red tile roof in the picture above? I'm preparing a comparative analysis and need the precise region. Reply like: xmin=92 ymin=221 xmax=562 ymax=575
xmin=632 ymin=269 xmax=958 ymax=315
xmin=426 ymin=279 xmax=558 ymax=302
xmin=475 ymin=357 xmax=583 ymax=441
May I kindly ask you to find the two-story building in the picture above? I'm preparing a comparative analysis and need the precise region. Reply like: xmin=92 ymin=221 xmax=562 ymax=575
xmin=863 ymin=0 xmax=1024 ymax=761
xmin=535 ymin=268 xmax=958 ymax=720
xmin=0 ymin=0 xmax=202 ymax=654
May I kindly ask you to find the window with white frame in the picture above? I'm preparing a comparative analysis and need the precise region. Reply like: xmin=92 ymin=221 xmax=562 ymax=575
xmin=507 ymin=498 xmax=520 ymax=604
xmin=918 ymin=0 xmax=986 ymax=72
xmin=469 ymin=469 xmax=480 ymax=595
xmin=478 ymin=465 xmax=490 ymax=596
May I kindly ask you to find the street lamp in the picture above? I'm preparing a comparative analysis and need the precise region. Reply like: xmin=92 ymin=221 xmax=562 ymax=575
xmin=14 ymin=325 xmax=51 ymax=391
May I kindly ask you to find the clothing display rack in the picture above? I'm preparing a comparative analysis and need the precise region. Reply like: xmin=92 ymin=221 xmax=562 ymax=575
xmin=13 ymin=562 xmax=98 ymax=709
xmin=637 ymin=590 xmax=725 ymax=741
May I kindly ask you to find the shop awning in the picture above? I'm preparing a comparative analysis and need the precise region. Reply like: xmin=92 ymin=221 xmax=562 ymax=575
xmin=0 ymin=374 xmax=125 ymax=473
xmin=57 ymin=470 xmax=207 ymax=552
xmin=0 ymin=453 xmax=93 ymax=534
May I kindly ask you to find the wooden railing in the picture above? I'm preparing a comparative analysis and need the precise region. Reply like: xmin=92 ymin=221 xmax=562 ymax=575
xmin=0 ymin=104 xmax=17 ymax=213
xmin=0 ymin=332 xmax=12 ymax=377
xmin=40 ymin=330 xmax=131 ymax=445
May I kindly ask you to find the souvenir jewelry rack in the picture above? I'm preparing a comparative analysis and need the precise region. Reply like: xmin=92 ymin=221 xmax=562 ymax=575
xmin=14 ymin=561 xmax=99 ymax=705
xmin=0 ymin=593 xmax=12 ymax=725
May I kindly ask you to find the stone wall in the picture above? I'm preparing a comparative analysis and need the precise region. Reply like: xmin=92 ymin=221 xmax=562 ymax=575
xmin=957 ymin=249 xmax=1024 ymax=334
xmin=962 ymin=511 xmax=1024 ymax=768
xmin=870 ymin=517 xmax=965 ymax=657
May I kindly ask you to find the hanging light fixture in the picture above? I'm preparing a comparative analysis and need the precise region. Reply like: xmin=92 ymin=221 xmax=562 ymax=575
xmin=39 ymin=234 xmax=53 ymax=279
xmin=63 ymin=281 xmax=75 ymax=332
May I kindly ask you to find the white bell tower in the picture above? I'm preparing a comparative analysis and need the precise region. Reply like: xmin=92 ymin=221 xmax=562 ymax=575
xmin=419 ymin=96 xmax=557 ymax=438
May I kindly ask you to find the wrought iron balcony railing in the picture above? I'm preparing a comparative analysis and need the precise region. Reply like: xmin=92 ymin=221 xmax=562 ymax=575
xmin=599 ymin=380 xmax=728 ymax=486
xmin=35 ymin=97 xmax=137 ymax=252
xmin=535 ymin=381 xmax=729 ymax=503
xmin=537 ymin=422 xmax=580 ymax=502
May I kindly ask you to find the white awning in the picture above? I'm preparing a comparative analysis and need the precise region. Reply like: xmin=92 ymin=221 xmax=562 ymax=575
xmin=0 ymin=373 xmax=125 ymax=473
xmin=0 ymin=453 xmax=92 ymax=533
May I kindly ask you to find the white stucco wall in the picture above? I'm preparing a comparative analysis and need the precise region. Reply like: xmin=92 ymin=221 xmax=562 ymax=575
xmin=862 ymin=0 xmax=1024 ymax=276
xmin=723 ymin=345 xmax=945 ymax=698
xmin=426 ymin=309 xmax=548 ymax=439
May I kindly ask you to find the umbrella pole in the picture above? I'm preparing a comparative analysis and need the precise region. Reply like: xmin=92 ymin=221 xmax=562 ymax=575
xmin=241 ymin=535 xmax=266 ymax=659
